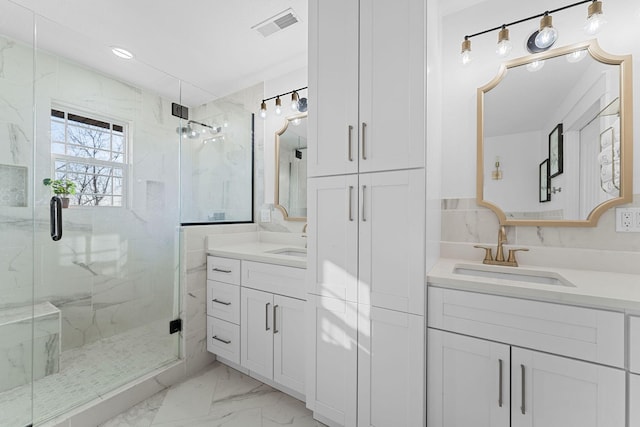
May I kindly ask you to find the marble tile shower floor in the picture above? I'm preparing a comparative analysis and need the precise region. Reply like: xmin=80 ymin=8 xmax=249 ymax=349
xmin=0 ymin=320 xmax=176 ymax=427
xmin=100 ymin=361 xmax=326 ymax=427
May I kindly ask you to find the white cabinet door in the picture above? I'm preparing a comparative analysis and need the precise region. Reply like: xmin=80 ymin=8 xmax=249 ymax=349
xmin=427 ymin=329 xmax=510 ymax=427
xmin=273 ymin=294 xmax=305 ymax=396
xmin=358 ymin=305 xmax=424 ymax=427
xmin=306 ymin=295 xmax=358 ymax=427
xmin=307 ymin=175 xmax=359 ymax=302
xmin=241 ymin=287 xmax=273 ymax=379
xmin=511 ymin=347 xmax=625 ymax=427
xmin=631 ymin=374 xmax=640 ymax=427
xmin=358 ymin=0 xmax=425 ymax=173
xmin=358 ymin=169 xmax=425 ymax=314
xmin=308 ymin=0 xmax=359 ymax=178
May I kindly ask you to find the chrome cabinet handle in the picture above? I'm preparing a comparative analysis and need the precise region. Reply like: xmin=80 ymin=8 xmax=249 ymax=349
xmin=212 ymin=268 xmax=232 ymax=273
xmin=498 ymin=359 xmax=503 ymax=407
xmin=361 ymin=122 xmax=367 ymax=160
xmin=361 ymin=185 xmax=367 ymax=222
xmin=521 ymin=364 xmax=526 ymax=415
xmin=273 ymin=304 xmax=279 ymax=334
xmin=212 ymin=299 xmax=231 ymax=306
xmin=265 ymin=302 xmax=271 ymax=331
xmin=348 ymin=186 xmax=354 ymax=221
xmin=348 ymin=125 xmax=354 ymax=162
xmin=212 ymin=335 xmax=231 ymax=344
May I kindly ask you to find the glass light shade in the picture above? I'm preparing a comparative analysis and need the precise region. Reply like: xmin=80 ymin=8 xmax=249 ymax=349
xmin=566 ymin=50 xmax=588 ymax=63
xmin=291 ymin=91 xmax=300 ymax=111
xmin=260 ymin=101 xmax=267 ymax=119
xmin=526 ymin=60 xmax=545 ymax=72
xmin=460 ymin=39 xmax=471 ymax=65
xmin=584 ymin=13 xmax=606 ymax=35
xmin=535 ymin=15 xmax=558 ymax=49
xmin=496 ymin=40 xmax=512 ymax=57
xmin=275 ymin=97 xmax=282 ymax=115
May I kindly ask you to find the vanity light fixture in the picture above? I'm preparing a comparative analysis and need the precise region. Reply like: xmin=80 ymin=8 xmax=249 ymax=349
xmin=290 ymin=91 xmax=300 ymax=111
xmin=584 ymin=1 xmax=606 ymax=34
xmin=260 ymin=86 xmax=308 ymax=120
xmin=460 ymin=37 xmax=472 ymax=65
xmin=496 ymin=26 xmax=512 ymax=58
xmin=111 ymin=47 xmax=134 ymax=60
xmin=459 ymin=0 xmax=605 ymax=64
xmin=275 ymin=96 xmax=282 ymax=115
xmin=535 ymin=13 xmax=558 ymax=49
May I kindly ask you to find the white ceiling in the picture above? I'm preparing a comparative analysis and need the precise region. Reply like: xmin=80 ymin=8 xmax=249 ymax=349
xmin=2 ymin=0 xmax=308 ymax=106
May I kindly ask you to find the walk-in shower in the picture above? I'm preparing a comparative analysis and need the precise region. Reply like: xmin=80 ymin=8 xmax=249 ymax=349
xmin=0 ymin=3 xmax=182 ymax=425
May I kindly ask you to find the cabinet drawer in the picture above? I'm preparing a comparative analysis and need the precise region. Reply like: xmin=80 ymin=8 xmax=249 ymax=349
xmin=242 ymin=260 xmax=306 ymax=300
xmin=207 ymin=280 xmax=240 ymax=324
xmin=427 ymin=287 xmax=624 ymax=368
xmin=630 ymin=316 xmax=640 ymax=374
xmin=206 ymin=316 xmax=240 ymax=364
xmin=207 ymin=256 xmax=241 ymax=285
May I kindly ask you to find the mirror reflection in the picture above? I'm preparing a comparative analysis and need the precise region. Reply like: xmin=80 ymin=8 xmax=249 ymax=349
xmin=275 ymin=113 xmax=307 ymax=220
xmin=479 ymin=41 xmax=632 ymax=225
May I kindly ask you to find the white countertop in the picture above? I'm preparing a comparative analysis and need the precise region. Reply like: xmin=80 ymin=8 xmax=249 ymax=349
xmin=428 ymin=258 xmax=640 ymax=312
xmin=207 ymin=231 xmax=307 ymax=269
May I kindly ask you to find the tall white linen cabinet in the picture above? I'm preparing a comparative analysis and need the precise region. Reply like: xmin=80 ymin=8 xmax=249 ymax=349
xmin=306 ymin=0 xmax=427 ymax=426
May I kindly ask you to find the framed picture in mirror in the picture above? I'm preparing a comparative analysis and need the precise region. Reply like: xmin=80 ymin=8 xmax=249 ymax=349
xmin=548 ymin=123 xmax=563 ymax=177
xmin=539 ymin=159 xmax=550 ymax=203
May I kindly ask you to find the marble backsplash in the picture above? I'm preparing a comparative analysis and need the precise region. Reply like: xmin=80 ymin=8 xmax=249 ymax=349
xmin=441 ymin=194 xmax=640 ymax=273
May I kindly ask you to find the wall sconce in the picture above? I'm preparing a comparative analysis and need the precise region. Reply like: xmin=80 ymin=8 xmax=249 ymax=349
xmin=260 ymin=86 xmax=308 ymax=120
xmin=492 ymin=157 xmax=503 ymax=180
xmin=460 ymin=0 xmax=607 ymax=65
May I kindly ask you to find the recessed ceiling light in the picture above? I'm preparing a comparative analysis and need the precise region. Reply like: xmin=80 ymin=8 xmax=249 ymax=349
xmin=111 ymin=47 xmax=134 ymax=60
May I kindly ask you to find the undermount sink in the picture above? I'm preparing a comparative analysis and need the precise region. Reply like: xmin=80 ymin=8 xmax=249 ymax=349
xmin=453 ymin=263 xmax=574 ymax=287
xmin=266 ymin=248 xmax=307 ymax=258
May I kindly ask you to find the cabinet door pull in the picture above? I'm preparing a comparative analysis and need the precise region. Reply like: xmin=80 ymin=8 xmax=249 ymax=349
xmin=348 ymin=186 xmax=354 ymax=221
xmin=273 ymin=304 xmax=279 ymax=334
xmin=361 ymin=122 xmax=367 ymax=160
xmin=212 ymin=335 xmax=231 ymax=344
xmin=212 ymin=298 xmax=231 ymax=306
xmin=520 ymin=364 xmax=526 ymax=415
xmin=212 ymin=268 xmax=232 ymax=273
xmin=498 ymin=359 xmax=503 ymax=407
xmin=361 ymin=185 xmax=367 ymax=222
xmin=348 ymin=125 xmax=354 ymax=162
xmin=265 ymin=302 xmax=271 ymax=331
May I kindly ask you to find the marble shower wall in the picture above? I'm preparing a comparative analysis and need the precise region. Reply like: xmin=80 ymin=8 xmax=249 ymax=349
xmin=0 ymin=33 xmax=181 ymax=352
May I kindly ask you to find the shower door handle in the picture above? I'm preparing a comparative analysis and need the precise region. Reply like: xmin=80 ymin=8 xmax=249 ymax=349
xmin=50 ymin=196 xmax=63 ymax=241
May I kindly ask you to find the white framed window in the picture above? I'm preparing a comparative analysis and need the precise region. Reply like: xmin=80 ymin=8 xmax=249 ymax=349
xmin=50 ymin=107 xmax=128 ymax=207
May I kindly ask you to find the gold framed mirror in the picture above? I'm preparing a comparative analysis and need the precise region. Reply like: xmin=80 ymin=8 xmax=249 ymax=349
xmin=274 ymin=112 xmax=308 ymax=221
xmin=477 ymin=40 xmax=633 ymax=226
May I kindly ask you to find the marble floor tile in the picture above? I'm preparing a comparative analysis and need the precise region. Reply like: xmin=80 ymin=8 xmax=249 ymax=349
xmin=101 ymin=361 xmax=326 ymax=427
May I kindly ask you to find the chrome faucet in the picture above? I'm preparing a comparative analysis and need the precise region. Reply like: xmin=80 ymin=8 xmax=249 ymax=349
xmin=474 ymin=226 xmax=528 ymax=267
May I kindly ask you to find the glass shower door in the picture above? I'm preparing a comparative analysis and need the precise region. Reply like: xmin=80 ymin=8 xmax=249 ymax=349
xmin=0 ymin=2 xmax=35 ymax=426
xmin=27 ymin=14 xmax=182 ymax=424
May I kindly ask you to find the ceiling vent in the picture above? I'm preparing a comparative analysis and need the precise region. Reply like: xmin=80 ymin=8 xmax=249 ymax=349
xmin=252 ymin=8 xmax=300 ymax=37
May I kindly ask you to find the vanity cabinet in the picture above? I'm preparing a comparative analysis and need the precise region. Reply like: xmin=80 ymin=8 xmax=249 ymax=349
xmin=427 ymin=287 xmax=627 ymax=427
xmin=631 ymin=374 xmax=640 ymax=427
xmin=308 ymin=0 xmax=425 ymax=178
xmin=206 ymin=256 xmax=306 ymax=398
xmin=428 ymin=329 xmax=625 ymax=427
xmin=241 ymin=287 xmax=305 ymax=397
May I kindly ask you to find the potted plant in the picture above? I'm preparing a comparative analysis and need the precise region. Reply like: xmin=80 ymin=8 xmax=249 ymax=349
xmin=43 ymin=178 xmax=76 ymax=208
